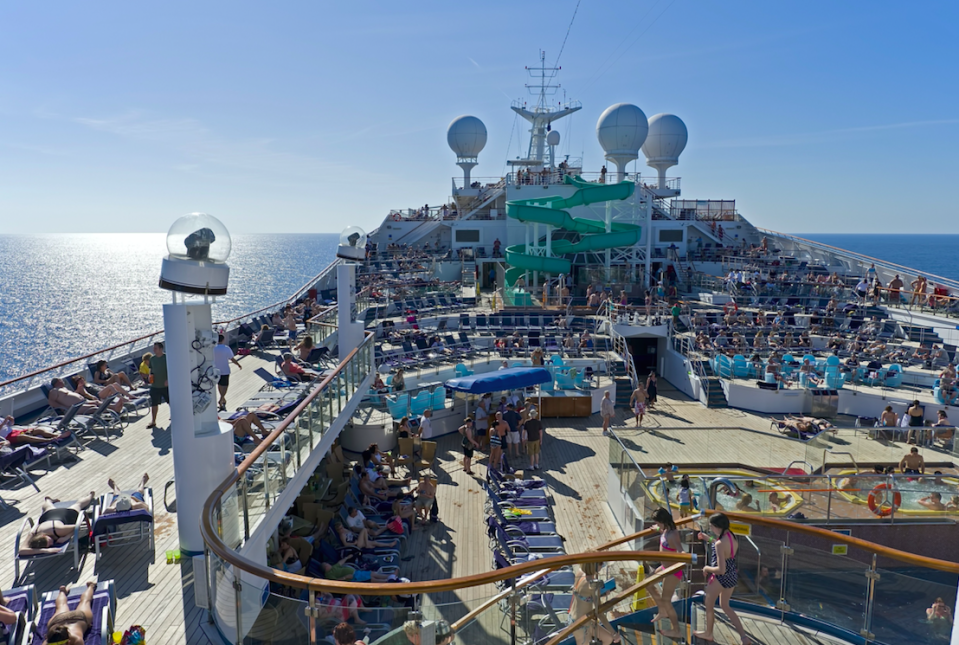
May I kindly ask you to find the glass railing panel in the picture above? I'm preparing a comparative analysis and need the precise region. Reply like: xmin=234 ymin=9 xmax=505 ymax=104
xmin=218 ymin=483 xmax=244 ymax=549
xmin=244 ymin=592 xmax=310 ymax=645
xmin=870 ymin=565 xmax=958 ymax=645
xmin=782 ymin=540 xmax=867 ymax=637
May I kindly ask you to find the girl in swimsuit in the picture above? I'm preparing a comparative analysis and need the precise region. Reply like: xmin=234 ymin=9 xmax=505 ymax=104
xmin=488 ymin=414 xmax=507 ymax=473
xmin=646 ymin=508 xmax=684 ymax=639
xmin=695 ymin=513 xmax=750 ymax=644
xmin=43 ymin=581 xmax=97 ymax=645
xmin=569 ymin=561 xmax=620 ymax=645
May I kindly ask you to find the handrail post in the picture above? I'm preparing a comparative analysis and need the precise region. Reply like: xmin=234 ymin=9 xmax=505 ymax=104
xmin=233 ymin=572 xmax=243 ymax=645
xmin=777 ymin=532 xmax=793 ymax=617
xmin=861 ymin=553 xmax=878 ymax=641
xmin=240 ymin=476 xmax=250 ymax=541
xmin=509 ymin=578 xmax=517 ymax=645
xmin=307 ymin=589 xmax=318 ymax=645
xmin=263 ymin=452 xmax=272 ymax=510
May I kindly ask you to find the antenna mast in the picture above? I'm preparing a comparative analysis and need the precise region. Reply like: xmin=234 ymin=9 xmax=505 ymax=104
xmin=510 ymin=50 xmax=581 ymax=165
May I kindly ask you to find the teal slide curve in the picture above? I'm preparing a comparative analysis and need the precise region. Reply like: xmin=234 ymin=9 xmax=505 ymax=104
xmin=504 ymin=175 xmax=640 ymax=286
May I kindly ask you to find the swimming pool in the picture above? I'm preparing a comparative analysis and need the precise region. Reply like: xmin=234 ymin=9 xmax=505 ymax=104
xmin=834 ymin=470 xmax=959 ymax=516
xmin=641 ymin=469 xmax=804 ymax=516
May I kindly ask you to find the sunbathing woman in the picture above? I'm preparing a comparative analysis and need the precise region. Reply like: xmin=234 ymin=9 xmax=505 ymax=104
xmin=25 ymin=492 xmax=97 ymax=550
xmin=104 ymin=473 xmax=150 ymax=514
xmin=294 ymin=335 xmax=315 ymax=362
xmin=92 ymin=360 xmax=135 ymax=390
xmin=42 ymin=581 xmax=98 ymax=645
xmin=72 ymin=375 xmax=134 ymax=409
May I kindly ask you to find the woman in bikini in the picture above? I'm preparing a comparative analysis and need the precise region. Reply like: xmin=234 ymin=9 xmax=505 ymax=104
xmin=42 ymin=581 xmax=98 ymax=645
xmin=646 ymin=508 xmax=684 ymax=639
xmin=570 ymin=561 xmax=620 ymax=645
xmin=488 ymin=412 xmax=507 ymax=473
xmin=25 ymin=492 xmax=97 ymax=550
xmin=695 ymin=513 xmax=751 ymax=644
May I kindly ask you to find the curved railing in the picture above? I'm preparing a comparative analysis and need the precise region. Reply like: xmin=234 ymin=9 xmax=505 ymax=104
xmin=199 ymin=336 xmax=959 ymax=645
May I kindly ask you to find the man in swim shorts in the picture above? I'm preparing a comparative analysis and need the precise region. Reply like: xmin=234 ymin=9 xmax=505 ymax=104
xmin=104 ymin=473 xmax=150 ymax=514
xmin=898 ymin=446 xmax=925 ymax=475
xmin=42 ymin=581 xmax=97 ymax=645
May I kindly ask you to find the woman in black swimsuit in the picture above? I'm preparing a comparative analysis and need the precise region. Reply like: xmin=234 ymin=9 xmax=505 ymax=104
xmin=695 ymin=514 xmax=751 ymax=644
xmin=645 ymin=372 xmax=658 ymax=409
xmin=43 ymin=581 xmax=97 ymax=645
xmin=26 ymin=493 xmax=96 ymax=549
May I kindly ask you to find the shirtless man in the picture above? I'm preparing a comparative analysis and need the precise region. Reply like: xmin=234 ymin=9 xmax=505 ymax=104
xmin=25 ymin=492 xmax=96 ymax=550
xmin=47 ymin=378 xmax=119 ymax=416
xmin=42 ymin=581 xmax=98 ymax=645
xmin=629 ymin=384 xmax=647 ymax=427
xmin=918 ymin=492 xmax=946 ymax=511
xmin=104 ymin=473 xmax=150 ymax=514
xmin=899 ymin=447 xmax=925 ymax=475
xmin=227 ymin=412 xmax=270 ymax=446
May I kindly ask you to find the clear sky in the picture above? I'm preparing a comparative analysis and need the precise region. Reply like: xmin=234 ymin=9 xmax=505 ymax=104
xmin=1 ymin=1 xmax=957 ymax=234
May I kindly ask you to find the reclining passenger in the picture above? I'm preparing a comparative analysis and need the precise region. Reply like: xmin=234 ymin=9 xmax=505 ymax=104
xmin=103 ymin=473 xmax=150 ymax=514
xmin=320 ymin=558 xmax=394 ymax=582
xmin=228 ymin=412 xmax=270 ymax=446
xmin=0 ymin=415 xmax=68 ymax=446
xmin=42 ymin=581 xmax=98 ymax=645
xmin=333 ymin=520 xmax=398 ymax=549
xmin=25 ymin=493 xmax=96 ymax=551
xmin=63 ymin=377 xmax=126 ymax=415
xmin=47 ymin=379 xmax=102 ymax=415
xmin=281 ymin=353 xmax=318 ymax=382
xmin=92 ymin=360 xmax=135 ymax=390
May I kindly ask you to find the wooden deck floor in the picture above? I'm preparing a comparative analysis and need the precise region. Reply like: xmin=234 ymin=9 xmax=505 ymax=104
xmin=1 ymin=347 xmax=940 ymax=644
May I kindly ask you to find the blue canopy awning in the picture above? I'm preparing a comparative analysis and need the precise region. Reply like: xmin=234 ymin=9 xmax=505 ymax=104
xmin=444 ymin=367 xmax=552 ymax=394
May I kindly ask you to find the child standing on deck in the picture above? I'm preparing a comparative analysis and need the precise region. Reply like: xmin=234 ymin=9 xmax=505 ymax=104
xmin=677 ymin=475 xmax=692 ymax=518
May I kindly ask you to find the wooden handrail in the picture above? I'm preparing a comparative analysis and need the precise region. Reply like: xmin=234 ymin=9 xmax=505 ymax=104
xmin=542 ymin=563 xmax=686 ymax=645
xmin=705 ymin=510 xmax=959 ymax=574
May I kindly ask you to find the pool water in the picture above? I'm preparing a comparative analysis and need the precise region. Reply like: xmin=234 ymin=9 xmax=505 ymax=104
xmin=642 ymin=471 xmax=803 ymax=516
xmin=835 ymin=472 xmax=959 ymax=514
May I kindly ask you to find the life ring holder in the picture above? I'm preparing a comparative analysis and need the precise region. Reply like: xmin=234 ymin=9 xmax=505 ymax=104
xmin=867 ymin=482 xmax=901 ymax=517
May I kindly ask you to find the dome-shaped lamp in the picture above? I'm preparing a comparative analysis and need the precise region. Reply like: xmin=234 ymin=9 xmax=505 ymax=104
xmin=447 ymin=115 xmax=487 ymax=187
xmin=159 ymin=212 xmax=231 ymax=295
xmin=596 ymin=103 xmax=648 ymax=183
xmin=337 ymin=225 xmax=367 ymax=262
xmin=642 ymin=114 xmax=688 ymax=189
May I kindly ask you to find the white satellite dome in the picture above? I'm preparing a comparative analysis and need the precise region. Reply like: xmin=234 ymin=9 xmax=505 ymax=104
xmin=596 ymin=103 xmax=648 ymax=157
xmin=447 ymin=115 xmax=487 ymax=159
xmin=546 ymin=130 xmax=561 ymax=146
xmin=642 ymin=114 xmax=688 ymax=164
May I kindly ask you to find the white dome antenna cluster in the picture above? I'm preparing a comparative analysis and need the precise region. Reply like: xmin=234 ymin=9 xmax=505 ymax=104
xmin=447 ymin=115 xmax=487 ymax=186
xmin=642 ymin=113 xmax=688 ymax=189
xmin=596 ymin=103 xmax=648 ymax=183
xmin=546 ymin=130 xmax=561 ymax=168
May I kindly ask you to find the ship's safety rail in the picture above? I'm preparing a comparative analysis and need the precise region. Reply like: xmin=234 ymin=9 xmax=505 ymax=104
xmin=607 ymin=430 xmax=959 ymax=645
xmin=0 ymin=260 xmax=341 ymax=406
xmin=198 ymin=422 xmax=959 ymax=645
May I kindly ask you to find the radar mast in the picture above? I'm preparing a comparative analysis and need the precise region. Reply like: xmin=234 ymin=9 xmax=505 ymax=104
xmin=510 ymin=51 xmax=581 ymax=166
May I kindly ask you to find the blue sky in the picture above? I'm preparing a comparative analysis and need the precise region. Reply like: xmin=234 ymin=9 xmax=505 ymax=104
xmin=1 ymin=1 xmax=957 ymax=234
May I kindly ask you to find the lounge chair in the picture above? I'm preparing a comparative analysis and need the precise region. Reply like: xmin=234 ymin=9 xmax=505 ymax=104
xmin=15 ymin=500 xmax=91 ymax=583
xmin=28 ymin=580 xmax=116 ymax=645
xmin=1 ymin=583 xmax=36 ymax=645
xmin=92 ymin=488 xmax=155 ymax=565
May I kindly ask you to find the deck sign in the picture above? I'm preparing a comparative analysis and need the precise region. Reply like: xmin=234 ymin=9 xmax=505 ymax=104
xmin=832 ymin=544 xmax=849 ymax=556
xmin=832 ymin=529 xmax=852 ymax=536
xmin=729 ymin=521 xmax=751 ymax=536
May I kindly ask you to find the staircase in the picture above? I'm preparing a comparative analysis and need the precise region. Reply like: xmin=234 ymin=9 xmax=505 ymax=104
xmin=610 ymin=358 xmax=634 ymax=408
xmin=900 ymin=322 xmax=943 ymax=345
xmin=699 ymin=360 xmax=728 ymax=409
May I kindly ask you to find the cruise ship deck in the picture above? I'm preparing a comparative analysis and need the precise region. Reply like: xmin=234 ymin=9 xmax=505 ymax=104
xmin=2 ymin=338 xmax=949 ymax=645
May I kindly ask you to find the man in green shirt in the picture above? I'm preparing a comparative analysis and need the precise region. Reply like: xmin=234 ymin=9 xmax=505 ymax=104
xmin=148 ymin=342 xmax=169 ymax=429
xmin=671 ymin=303 xmax=682 ymax=327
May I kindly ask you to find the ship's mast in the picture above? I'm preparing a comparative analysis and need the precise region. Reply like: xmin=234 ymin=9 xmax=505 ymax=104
xmin=510 ymin=51 xmax=581 ymax=165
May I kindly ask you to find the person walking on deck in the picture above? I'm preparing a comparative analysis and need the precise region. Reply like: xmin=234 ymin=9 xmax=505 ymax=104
xmin=600 ymin=391 xmax=615 ymax=436
xmin=629 ymin=384 xmax=647 ymax=427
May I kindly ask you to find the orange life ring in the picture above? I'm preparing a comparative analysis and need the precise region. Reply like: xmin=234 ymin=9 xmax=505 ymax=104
xmin=867 ymin=483 xmax=901 ymax=517
xmin=392 ymin=213 xmax=400 ymax=221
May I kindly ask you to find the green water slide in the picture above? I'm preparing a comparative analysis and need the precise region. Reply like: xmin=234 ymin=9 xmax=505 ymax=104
xmin=504 ymin=175 xmax=640 ymax=286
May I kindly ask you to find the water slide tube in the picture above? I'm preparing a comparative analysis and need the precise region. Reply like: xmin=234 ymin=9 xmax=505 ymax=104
xmin=504 ymin=175 xmax=640 ymax=286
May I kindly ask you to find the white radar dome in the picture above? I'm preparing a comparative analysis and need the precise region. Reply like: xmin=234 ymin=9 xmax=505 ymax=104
xmin=642 ymin=114 xmax=688 ymax=164
xmin=546 ymin=130 xmax=561 ymax=146
xmin=447 ymin=115 xmax=487 ymax=159
xmin=596 ymin=103 xmax=648 ymax=157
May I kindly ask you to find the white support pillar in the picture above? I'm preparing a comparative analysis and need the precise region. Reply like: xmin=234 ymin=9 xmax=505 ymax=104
xmin=605 ymin=199 xmax=613 ymax=283
xmin=337 ymin=264 xmax=365 ymax=361
xmin=165 ymin=301 xmax=235 ymax=555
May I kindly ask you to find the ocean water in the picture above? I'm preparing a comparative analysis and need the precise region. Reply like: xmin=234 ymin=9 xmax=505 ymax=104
xmin=798 ymin=234 xmax=959 ymax=282
xmin=0 ymin=234 xmax=338 ymax=384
